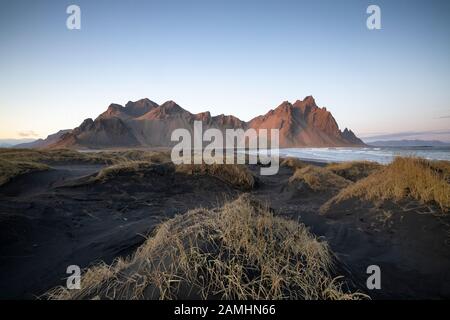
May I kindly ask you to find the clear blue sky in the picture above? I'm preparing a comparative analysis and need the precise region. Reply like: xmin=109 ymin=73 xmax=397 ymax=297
xmin=1 ymin=0 xmax=449 ymax=140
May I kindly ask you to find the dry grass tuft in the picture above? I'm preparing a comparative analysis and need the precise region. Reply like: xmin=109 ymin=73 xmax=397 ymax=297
xmin=281 ymin=157 xmax=306 ymax=170
xmin=321 ymin=157 xmax=450 ymax=213
xmin=326 ymin=161 xmax=383 ymax=182
xmin=102 ymin=150 xmax=172 ymax=164
xmin=0 ymin=159 xmax=49 ymax=186
xmin=95 ymin=161 xmax=169 ymax=182
xmin=289 ymin=165 xmax=352 ymax=192
xmin=46 ymin=195 xmax=366 ymax=300
xmin=176 ymin=163 xmax=255 ymax=190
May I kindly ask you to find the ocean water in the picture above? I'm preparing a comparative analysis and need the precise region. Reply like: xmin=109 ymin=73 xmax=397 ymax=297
xmin=276 ymin=147 xmax=450 ymax=164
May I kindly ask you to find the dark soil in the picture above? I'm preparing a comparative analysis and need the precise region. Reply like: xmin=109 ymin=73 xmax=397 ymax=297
xmin=1 ymin=161 xmax=449 ymax=299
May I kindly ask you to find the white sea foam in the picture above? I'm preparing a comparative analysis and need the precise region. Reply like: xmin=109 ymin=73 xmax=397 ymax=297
xmin=250 ymin=147 xmax=450 ymax=164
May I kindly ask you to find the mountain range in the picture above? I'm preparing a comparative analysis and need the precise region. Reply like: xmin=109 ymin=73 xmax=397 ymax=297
xmin=0 ymin=138 xmax=35 ymax=148
xmin=368 ymin=140 xmax=450 ymax=147
xmin=16 ymin=96 xmax=365 ymax=149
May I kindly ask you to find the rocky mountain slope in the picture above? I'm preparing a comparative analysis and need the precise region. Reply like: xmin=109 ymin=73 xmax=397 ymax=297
xmin=43 ymin=96 xmax=364 ymax=149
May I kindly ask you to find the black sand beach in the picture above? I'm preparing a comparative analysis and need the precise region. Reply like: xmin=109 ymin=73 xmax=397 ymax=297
xmin=1 ymin=153 xmax=449 ymax=299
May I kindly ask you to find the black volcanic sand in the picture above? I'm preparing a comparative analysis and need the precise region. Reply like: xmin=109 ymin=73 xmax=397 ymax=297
xmin=0 ymin=162 xmax=239 ymax=299
xmin=248 ymin=165 xmax=450 ymax=299
xmin=1 ymin=161 xmax=450 ymax=299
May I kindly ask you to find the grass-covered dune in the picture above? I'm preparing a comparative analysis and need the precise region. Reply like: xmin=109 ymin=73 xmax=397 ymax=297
xmin=280 ymin=157 xmax=306 ymax=170
xmin=326 ymin=161 xmax=383 ymax=182
xmin=321 ymin=157 xmax=450 ymax=213
xmin=46 ymin=195 xmax=366 ymax=300
xmin=0 ymin=148 xmax=256 ymax=190
xmin=289 ymin=165 xmax=352 ymax=192
xmin=0 ymin=148 xmax=171 ymax=165
xmin=90 ymin=160 xmax=255 ymax=191
xmin=0 ymin=159 xmax=49 ymax=186
xmin=176 ymin=163 xmax=256 ymax=190
xmin=0 ymin=148 xmax=171 ymax=187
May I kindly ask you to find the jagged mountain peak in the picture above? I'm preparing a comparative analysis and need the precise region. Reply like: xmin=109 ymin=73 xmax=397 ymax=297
xmin=303 ymin=95 xmax=316 ymax=105
xmin=159 ymin=100 xmax=184 ymax=111
xmin=124 ymin=98 xmax=159 ymax=117
xmin=275 ymin=101 xmax=293 ymax=111
xmin=293 ymin=96 xmax=319 ymax=112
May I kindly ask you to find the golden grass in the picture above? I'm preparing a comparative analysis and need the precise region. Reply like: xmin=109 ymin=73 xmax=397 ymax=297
xmin=94 ymin=161 xmax=165 ymax=181
xmin=0 ymin=148 xmax=171 ymax=165
xmin=92 ymin=157 xmax=253 ymax=189
xmin=326 ymin=161 xmax=383 ymax=182
xmin=176 ymin=163 xmax=255 ymax=190
xmin=432 ymin=160 xmax=450 ymax=182
xmin=280 ymin=157 xmax=306 ymax=169
xmin=46 ymin=195 xmax=366 ymax=300
xmin=0 ymin=159 xmax=49 ymax=186
xmin=289 ymin=165 xmax=352 ymax=192
xmin=0 ymin=148 xmax=114 ymax=164
xmin=321 ymin=157 xmax=450 ymax=213
xmin=104 ymin=150 xmax=171 ymax=164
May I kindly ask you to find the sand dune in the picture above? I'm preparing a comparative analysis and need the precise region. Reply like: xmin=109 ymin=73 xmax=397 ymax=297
xmin=1 ymin=149 xmax=449 ymax=299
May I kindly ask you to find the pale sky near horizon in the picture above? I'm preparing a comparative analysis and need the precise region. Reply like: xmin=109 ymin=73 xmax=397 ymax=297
xmin=1 ymin=0 xmax=449 ymax=141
